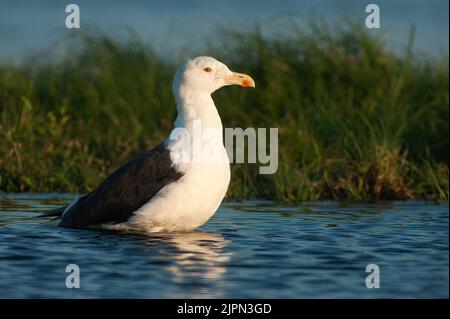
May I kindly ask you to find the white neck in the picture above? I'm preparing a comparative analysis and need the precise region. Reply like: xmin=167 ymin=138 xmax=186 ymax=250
xmin=164 ymin=86 xmax=228 ymax=166
xmin=173 ymin=87 xmax=223 ymax=134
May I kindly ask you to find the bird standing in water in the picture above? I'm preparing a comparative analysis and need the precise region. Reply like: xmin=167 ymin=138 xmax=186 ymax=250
xmin=39 ymin=56 xmax=255 ymax=233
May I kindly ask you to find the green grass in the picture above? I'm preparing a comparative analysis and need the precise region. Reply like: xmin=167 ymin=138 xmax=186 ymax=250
xmin=0 ymin=21 xmax=448 ymax=202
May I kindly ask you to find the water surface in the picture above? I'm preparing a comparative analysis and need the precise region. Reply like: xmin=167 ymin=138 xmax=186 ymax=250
xmin=0 ymin=194 xmax=448 ymax=298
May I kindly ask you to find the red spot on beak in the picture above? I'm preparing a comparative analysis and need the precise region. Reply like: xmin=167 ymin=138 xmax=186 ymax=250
xmin=241 ymin=80 xmax=251 ymax=87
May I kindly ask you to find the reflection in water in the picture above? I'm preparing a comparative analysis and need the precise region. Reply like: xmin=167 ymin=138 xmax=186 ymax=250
xmin=163 ymin=232 xmax=230 ymax=282
xmin=147 ymin=232 xmax=231 ymax=298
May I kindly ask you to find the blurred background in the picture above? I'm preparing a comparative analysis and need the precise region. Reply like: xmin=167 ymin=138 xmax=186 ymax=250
xmin=0 ymin=0 xmax=448 ymax=201
xmin=0 ymin=0 xmax=448 ymax=60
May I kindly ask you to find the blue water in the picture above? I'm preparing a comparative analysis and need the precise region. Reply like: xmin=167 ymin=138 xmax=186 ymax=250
xmin=0 ymin=194 xmax=448 ymax=298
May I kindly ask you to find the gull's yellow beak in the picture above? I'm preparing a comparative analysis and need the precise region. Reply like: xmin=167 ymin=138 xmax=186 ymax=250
xmin=224 ymin=72 xmax=256 ymax=88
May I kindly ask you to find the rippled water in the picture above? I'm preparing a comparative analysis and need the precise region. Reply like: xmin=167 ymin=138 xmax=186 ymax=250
xmin=0 ymin=194 xmax=448 ymax=298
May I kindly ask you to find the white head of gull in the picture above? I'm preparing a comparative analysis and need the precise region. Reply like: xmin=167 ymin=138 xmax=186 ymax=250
xmin=41 ymin=56 xmax=255 ymax=233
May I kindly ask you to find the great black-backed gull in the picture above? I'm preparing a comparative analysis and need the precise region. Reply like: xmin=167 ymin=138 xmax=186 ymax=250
xmin=39 ymin=56 xmax=255 ymax=232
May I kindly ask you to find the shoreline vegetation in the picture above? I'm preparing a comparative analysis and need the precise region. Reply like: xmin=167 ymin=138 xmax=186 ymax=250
xmin=0 ymin=21 xmax=448 ymax=202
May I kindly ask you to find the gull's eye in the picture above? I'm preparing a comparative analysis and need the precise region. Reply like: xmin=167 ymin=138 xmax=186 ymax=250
xmin=203 ymin=67 xmax=212 ymax=73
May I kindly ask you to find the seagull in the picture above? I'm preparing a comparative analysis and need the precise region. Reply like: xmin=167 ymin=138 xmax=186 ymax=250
xmin=39 ymin=56 xmax=255 ymax=232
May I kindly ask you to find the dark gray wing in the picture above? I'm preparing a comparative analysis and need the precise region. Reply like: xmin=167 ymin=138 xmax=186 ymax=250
xmin=59 ymin=144 xmax=183 ymax=228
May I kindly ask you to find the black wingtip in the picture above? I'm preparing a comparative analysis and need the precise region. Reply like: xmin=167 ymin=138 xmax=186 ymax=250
xmin=34 ymin=206 xmax=67 ymax=219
